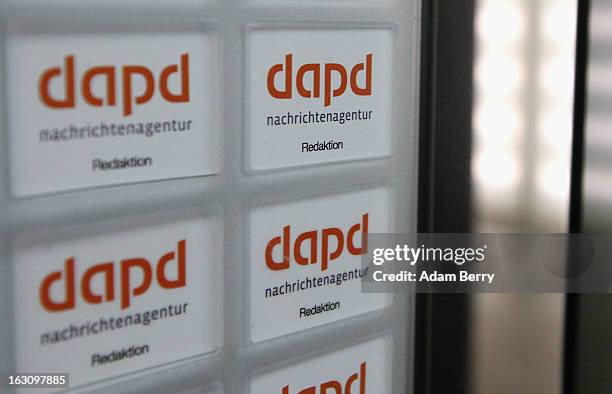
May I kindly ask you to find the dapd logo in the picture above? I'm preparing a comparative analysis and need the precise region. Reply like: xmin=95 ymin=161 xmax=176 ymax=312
xmin=265 ymin=214 xmax=368 ymax=272
xmin=38 ymin=53 xmax=190 ymax=116
xmin=281 ymin=362 xmax=367 ymax=394
xmin=40 ymin=239 xmax=187 ymax=312
xmin=267 ymin=53 xmax=372 ymax=107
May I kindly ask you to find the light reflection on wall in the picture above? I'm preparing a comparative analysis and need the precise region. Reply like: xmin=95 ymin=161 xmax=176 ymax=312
xmin=473 ymin=0 xmax=524 ymax=217
xmin=473 ymin=0 xmax=575 ymax=231
xmin=470 ymin=1 xmax=576 ymax=394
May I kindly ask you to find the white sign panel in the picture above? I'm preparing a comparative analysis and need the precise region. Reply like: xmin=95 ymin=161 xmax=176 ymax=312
xmin=247 ymin=28 xmax=393 ymax=170
xmin=250 ymin=187 xmax=392 ymax=342
xmin=251 ymin=336 xmax=392 ymax=394
xmin=13 ymin=215 xmax=222 ymax=388
xmin=6 ymin=22 xmax=221 ymax=196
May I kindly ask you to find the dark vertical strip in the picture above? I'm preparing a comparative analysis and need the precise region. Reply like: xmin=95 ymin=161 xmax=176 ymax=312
xmin=564 ymin=295 xmax=579 ymax=394
xmin=564 ymin=0 xmax=592 ymax=393
xmin=415 ymin=1 xmax=435 ymax=392
xmin=416 ymin=0 xmax=476 ymax=393
xmin=568 ymin=0 xmax=591 ymax=235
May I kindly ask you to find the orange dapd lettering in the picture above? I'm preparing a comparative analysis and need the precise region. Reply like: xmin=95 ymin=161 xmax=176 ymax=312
xmin=324 ymin=63 xmax=347 ymax=107
xmin=266 ymin=53 xmax=372 ymax=107
xmin=38 ymin=53 xmax=190 ymax=116
xmin=321 ymin=227 xmax=344 ymax=271
xmin=157 ymin=239 xmax=186 ymax=288
xmin=82 ymin=66 xmax=116 ymax=107
xmin=81 ymin=262 xmax=114 ymax=304
xmin=40 ymin=257 xmax=76 ymax=312
xmin=281 ymin=362 xmax=367 ymax=394
xmin=122 ymin=66 xmax=155 ymax=116
xmin=350 ymin=54 xmax=372 ymax=96
xmin=265 ymin=214 xmax=369 ymax=272
xmin=39 ymin=55 xmax=75 ymax=109
xmin=296 ymin=63 xmax=320 ymax=98
xmin=347 ymin=213 xmax=368 ymax=255
xmin=120 ymin=258 xmax=153 ymax=309
xmin=159 ymin=53 xmax=190 ymax=103
xmin=265 ymin=225 xmax=291 ymax=270
xmin=39 ymin=239 xmax=187 ymax=312
xmin=294 ymin=230 xmax=318 ymax=265
xmin=268 ymin=54 xmax=293 ymax=99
